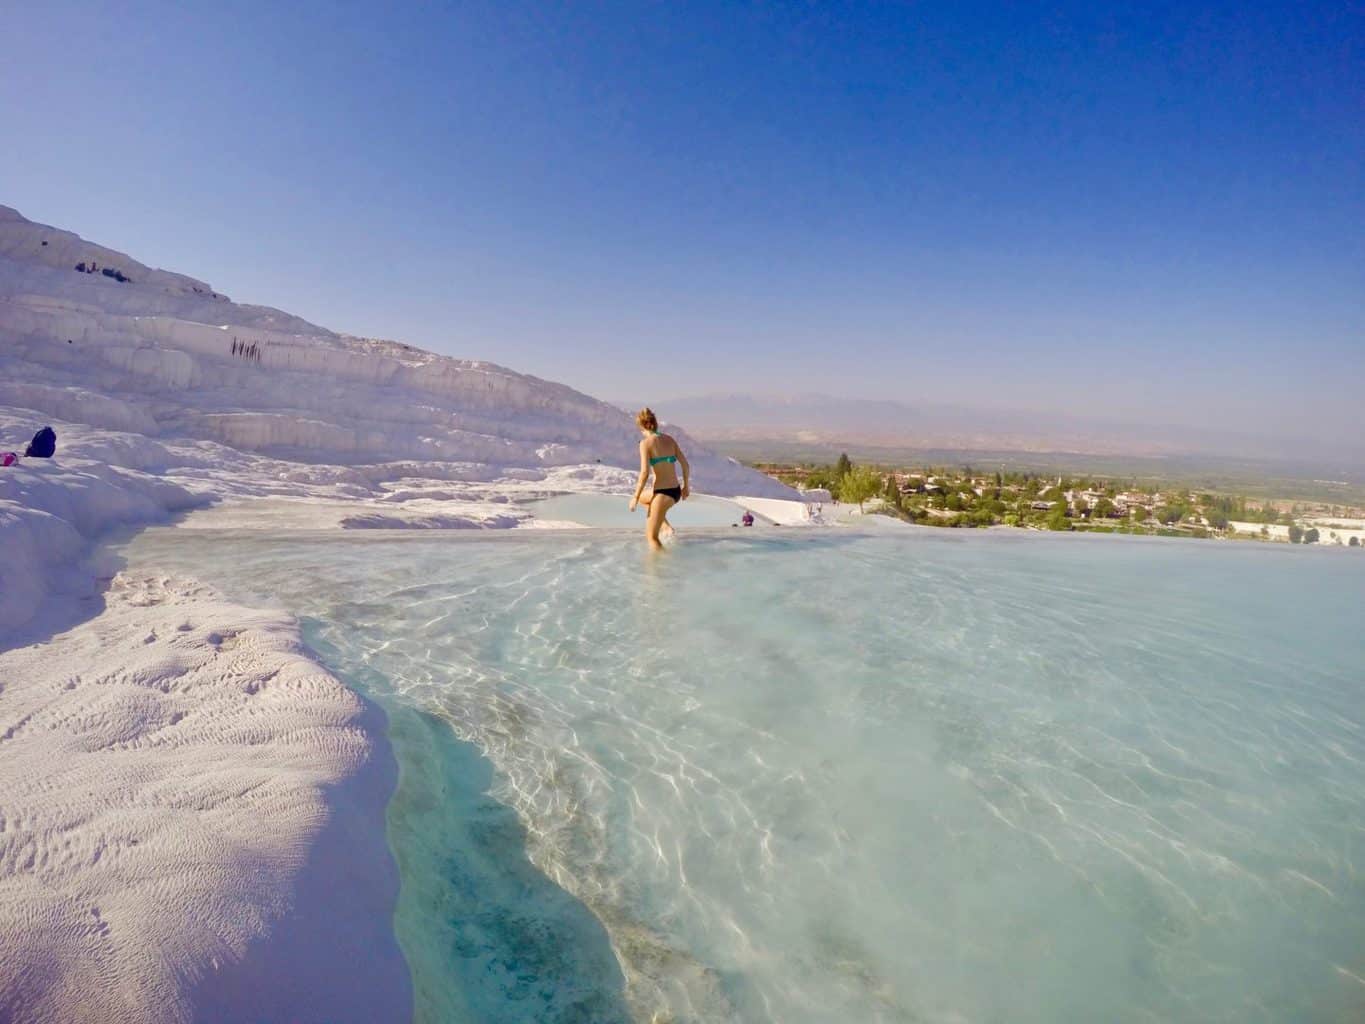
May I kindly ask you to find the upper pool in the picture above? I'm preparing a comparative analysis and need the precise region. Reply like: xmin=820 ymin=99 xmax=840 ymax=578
xmin=121 ymin=525 xmax=1365 ymax=1023
xmin=533 ymin=491 xmax=764 ymax=528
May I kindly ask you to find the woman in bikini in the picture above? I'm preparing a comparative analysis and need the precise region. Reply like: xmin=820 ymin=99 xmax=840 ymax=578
xmin=628 ymin=407 xmax=690 ymax=550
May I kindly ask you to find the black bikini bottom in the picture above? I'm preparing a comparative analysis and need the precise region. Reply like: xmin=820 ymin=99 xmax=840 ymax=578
xmin=654 ymin=486 xmax=682 ymax=502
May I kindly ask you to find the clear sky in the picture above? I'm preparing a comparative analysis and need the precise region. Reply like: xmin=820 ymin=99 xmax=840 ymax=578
xmin=3 ymin=2 xmax=1361 ymax=442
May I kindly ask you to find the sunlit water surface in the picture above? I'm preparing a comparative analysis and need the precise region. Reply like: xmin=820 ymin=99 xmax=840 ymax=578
xmin=533 ymin=492 xmax=754 ymax=528
xmin=123 ymin=526 xmax=1365 ymax=1023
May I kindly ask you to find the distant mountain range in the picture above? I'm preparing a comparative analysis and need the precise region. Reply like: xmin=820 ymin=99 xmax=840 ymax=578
xmin=618 ymin=393 xmax=1365 ymax=475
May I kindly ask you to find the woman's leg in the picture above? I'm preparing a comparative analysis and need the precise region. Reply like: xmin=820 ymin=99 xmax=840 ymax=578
xmin=646 ymin=494 xmax=676 ymax=549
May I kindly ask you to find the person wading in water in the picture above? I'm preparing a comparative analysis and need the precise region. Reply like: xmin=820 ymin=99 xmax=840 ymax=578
xmin=628 ymin=407 xmax=690 ymax=550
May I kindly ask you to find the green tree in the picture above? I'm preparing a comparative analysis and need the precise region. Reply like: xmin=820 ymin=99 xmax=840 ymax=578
xmin=839 ymin=465 xmax=881 ymax=511
xmin=802 ymin=465 xmax=839 ymax=493
xmin=945 ymin=491 xmax=964 ymax=512
xmin=1157 ymin=505 xmax=1185 ymax=526
xmin=835 ymin=452 xmax=853 ymax=480
xmin=1288 ymin=524 xmax=1304 ymax=543
xmin=883 ymin=474 xmax=902 ymax=508
xmin=1047 ymin=503 xmax=1071 ymax=531
xmin=1093 ymin=497 xmax=1116 ymax=518
xmin=1304 ymin=527 xmax=1320 ymax=544
xmin=1132 ymin=506 xmax=1150 ymax=523
xmin=1350 ymin=536 xmax=1360 ymax=547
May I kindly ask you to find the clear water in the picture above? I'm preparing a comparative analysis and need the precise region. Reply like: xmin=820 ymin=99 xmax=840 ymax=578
xmin=534 ymin=492 xmax=753 ymax=528
xmin=122 ymin=526 xmax=1365 ymax=1023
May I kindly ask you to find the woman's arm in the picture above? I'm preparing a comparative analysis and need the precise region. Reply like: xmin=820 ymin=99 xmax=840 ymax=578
xmin=677 ymin=444 xmax=691 ymax=499
xmin=628 ymin=440 xmax=650 ymax=511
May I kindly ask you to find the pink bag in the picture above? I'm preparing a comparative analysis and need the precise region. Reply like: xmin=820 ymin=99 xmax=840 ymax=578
xmin=1 ymin=452 xmax=18 ymax=467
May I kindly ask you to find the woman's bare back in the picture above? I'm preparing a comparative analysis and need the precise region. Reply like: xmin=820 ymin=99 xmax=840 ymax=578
xmin=644 ymin=432 xmax=682 ymax=489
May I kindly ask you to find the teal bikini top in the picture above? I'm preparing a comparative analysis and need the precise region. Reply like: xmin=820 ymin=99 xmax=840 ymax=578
xmin=647 ymin=431 xmax=677 ymax=466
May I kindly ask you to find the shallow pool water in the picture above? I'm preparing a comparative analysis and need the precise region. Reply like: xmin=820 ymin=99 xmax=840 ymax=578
xmin=123 ymin=526 xmax=1365 ymax=1023
xmin=533 ymin=492 xmax=753 ymax=528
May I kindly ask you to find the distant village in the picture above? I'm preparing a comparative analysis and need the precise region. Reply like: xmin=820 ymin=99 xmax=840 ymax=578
xmin=763 ymin=458 xmax=1365 ymax=547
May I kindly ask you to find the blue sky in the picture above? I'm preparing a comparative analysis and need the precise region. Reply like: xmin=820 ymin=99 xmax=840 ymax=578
xmin=2 ymin=2 xmax=1361 ymax=441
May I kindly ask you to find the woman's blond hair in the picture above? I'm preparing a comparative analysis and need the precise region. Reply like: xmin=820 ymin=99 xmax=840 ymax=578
xmin=636 ymin=407 xmax=658 ymax=432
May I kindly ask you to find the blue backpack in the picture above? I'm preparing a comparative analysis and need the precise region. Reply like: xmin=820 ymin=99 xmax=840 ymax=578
xmin=25 ymin=426 xmax=56 ymax=459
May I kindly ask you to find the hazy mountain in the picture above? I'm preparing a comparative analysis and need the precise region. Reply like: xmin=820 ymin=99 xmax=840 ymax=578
xmin=621 ymin=393 xmax=1365 ymax=472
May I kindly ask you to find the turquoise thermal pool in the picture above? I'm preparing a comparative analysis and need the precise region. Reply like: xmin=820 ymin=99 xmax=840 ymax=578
xmin=123 ymin=525 xmax=1365 ymax=1023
